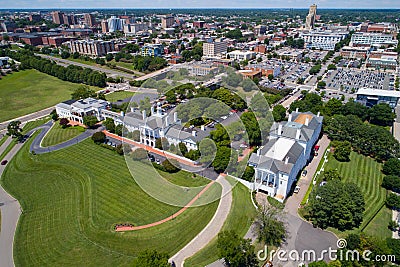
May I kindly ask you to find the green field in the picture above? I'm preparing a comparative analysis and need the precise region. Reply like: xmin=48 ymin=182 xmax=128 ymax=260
xmin=105 ymin=91 xmax=135 ymax=103
xmin=320 ymin=151 xmax=390 ymax=238
xmin=184 ymin=177 xmax=257 ymax=267
xmin=364 ymin=206 xmax=392 ymax=238
xmin=1 ymin=137 xmax=220 ymax=266
xmin=0 ymin=70 xmax=82 ymax=122
xmin=41 ymin=122 xmax=85 ymax=147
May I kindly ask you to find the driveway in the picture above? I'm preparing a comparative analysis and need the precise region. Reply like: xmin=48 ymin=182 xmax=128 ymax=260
xmin=29 ymin=122 xmax=103 ymax=154
xmin=274 ymin=135 xmax=338 ymax=266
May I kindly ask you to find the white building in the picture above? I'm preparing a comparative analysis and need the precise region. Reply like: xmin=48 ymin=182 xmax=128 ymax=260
xmin=55 ymin=98 xmax=111 ymax=123
xmin=56 ymin=98 xmax=205 ymax=150
xmin=248 ymin=111 xmax=323 ymax=202
xmin=300 ymin=31 xmax=348 ymax=51
xmin=123 ymin=23 xmax=148 ymax=35
xmin=350 ymin=32 xmax=398 ymax=47
xmin=227 ymin=50 xmax=256 ymax=61
xmin=121 ymin=103 xmax=206 ymax=150
xmin=108 ymin=16 xmax=125 ymax=32
xmin=203 ymin=41 xmax=227 ymax=58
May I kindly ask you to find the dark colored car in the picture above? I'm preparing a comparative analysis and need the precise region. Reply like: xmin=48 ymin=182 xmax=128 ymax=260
xmin=1 ymin=160 xmax=8 ymax=165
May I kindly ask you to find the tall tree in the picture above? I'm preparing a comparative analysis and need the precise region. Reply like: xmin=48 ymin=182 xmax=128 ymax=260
xmin=217 ymin=231 xmax=258 ymax=267
xmin=253 ymin=204 xmax=286 ymax=246
xmin=7 ymin=120 xmax=23 ymax=141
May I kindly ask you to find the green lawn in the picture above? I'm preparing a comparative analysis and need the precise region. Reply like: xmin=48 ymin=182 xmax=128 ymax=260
xmin=41 ymin=122 xmax=85 ymax=147
xmin=320 ymin=151 xmax=389 ymax=238
xmin=0 ymin=70 xmax=82 ymax=122
xmin=1 ymin=137 xmax=220 ymax=266
xmin=159 ymin=170 xmax=210 ymax=187
xmin=364 ymin=206 xmax=392 ymax=238
xmin=105 ymin=91 xmax=135 ymax=103
xmin=184 ymin=177 xmax=257 ymax=267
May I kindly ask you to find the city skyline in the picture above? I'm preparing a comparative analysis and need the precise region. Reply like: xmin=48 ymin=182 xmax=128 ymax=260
xmin=1 ymin=0 xmax=400 ymax=9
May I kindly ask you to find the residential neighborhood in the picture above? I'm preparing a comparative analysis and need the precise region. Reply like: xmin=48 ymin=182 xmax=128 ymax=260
xmin=0 ymin=2 xmax=400 ymax=267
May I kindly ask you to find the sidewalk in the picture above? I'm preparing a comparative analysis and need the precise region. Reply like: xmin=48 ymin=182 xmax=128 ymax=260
xmin=169 ymin=175 xmax=233 ymax=267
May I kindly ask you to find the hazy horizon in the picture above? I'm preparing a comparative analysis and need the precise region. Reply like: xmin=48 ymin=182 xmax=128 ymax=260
xmin=1 ymin=0 xmax=399 ymax=9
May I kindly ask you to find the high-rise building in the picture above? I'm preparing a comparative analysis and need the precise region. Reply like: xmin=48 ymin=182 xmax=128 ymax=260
xmin=123 ymin=23 xmax=149 ymax=35
xmin=107 ymin=16 xmax=125 ymax=32
xmin=161 ymin=15 xmax=174 ymax=28
xmin=62 ymin=14 xmax=75 ymax=26
xmin=101 ymin=20 xmax=109 ymax=33
xmin=52 ymin=11 xmax=64 ymax=25
xmin=29 ymin=14 xmax=42 ymax=22
xmin=69 ymin=40 xmax=116 ymax=56
xmin=84 ymin=13 xmax=96 ymax=27
xmin=305 ymin=4 xmax=317 ymax=30
xmin=203 ymin=41 xmax=227 ymax=58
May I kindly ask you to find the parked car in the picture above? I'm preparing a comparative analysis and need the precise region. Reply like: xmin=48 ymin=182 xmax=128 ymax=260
xmin=302 ymin=170 xmax=308 ymax=177
xmin=294 ymin=186 xmax=300 ymax=194
xmin=1 ymin=160 xmax=8 ymax=165
xmin=156 ymin=159 xmax=161 ymax=165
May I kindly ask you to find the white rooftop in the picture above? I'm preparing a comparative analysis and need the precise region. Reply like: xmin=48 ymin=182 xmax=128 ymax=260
xmin=356 ymin=88 xmax=400 ymax=98
xmin=265 ymin=138 xmax=295 ymax=161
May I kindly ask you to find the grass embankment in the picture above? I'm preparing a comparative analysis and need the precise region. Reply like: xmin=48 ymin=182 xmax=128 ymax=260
xmin=305 ymin=151 xmax=390 ymax=238
xmin=1 ymin=138 xmax=220 ymax=266
xmin=184 ymin=177 xmax=257 ymax=266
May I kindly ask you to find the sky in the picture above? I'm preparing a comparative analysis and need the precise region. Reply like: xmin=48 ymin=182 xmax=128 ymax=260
xmin=1 ymin=0 xmax=399 ymax=9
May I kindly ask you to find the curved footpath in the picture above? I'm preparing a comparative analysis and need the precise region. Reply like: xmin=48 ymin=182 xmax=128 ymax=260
xmin=169 ymin=175 xmax=233 ymax=267
xmin=0 ymin=122 xmax=96 ymax=267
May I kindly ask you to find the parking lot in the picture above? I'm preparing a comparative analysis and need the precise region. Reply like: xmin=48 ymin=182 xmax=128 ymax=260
xmin=324 ymin=68 xmax=395 ymax=92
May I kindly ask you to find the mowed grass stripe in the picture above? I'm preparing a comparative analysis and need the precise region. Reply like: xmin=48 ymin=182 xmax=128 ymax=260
xmin=41 ymin=123 xmax=85 ymax=147
xmin=2 ymin=137 xmax=219 ymax=266
xmin=323 ymin=151 xmax=385 ymax=230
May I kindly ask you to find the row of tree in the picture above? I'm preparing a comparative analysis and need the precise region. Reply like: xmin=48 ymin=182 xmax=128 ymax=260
xmin=3 ymin=49 xmax=107 ymax=87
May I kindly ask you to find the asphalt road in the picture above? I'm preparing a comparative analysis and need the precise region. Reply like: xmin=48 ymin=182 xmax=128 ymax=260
xmin=0 ymin=106 xmax=54 ymax=134
xmin=0 ymin=141 xmax=23 ymax=267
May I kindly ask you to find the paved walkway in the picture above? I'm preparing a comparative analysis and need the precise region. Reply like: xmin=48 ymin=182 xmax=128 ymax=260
xmin=169 ymin=175 xmax=233 ymax=267
xmin=116 ymin=181 xmax=215 ymax=231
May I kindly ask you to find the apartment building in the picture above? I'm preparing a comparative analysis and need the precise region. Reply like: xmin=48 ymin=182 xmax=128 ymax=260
xmin=69 ymin=39 xmax=116 ymax=56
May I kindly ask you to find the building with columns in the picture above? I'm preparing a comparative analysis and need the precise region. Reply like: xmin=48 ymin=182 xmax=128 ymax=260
xmin=248 ymin=111 xmax=323 ymax=202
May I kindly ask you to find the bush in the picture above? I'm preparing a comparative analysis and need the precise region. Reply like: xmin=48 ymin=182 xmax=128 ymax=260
xmin=386 ymin=193 xmax=400 ymax=210
xmin=333 ymin=141 xmax=351 ymax=162
xmin=91 ymin=131 xmax=106 ymax=144
xmin=162 ymin=159 xmax=180 ymax=173
xmin=383 ymin=158 xmax=400 ymax=176
xmin=382 ymin=175 xmax=400 ymax=193
xmin=132 ymin=148 xmax=148 ymax=160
